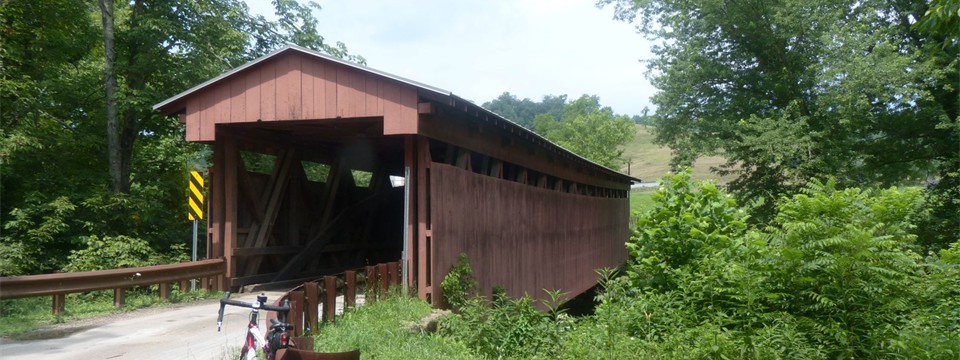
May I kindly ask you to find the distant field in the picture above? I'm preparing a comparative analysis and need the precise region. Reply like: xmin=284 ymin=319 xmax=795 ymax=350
xmin=619 ymin=125 xmax=733 ymax=184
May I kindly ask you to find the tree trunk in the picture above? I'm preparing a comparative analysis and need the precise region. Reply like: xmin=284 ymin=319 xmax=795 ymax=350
xmin=99 ymin=0 xmax=124 ymax=193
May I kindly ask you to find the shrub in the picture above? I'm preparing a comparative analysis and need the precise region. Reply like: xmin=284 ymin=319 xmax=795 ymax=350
xmin=766 ymin=180 xmax=925 ymax=357
xmin=438 ymin=255 xmax=572 ymax=359
xmin=440 ymin=253 xmax=478 ymax=310
xmin=63 ymin=235 xmax=186 ymax=272
xmin=625 ymin=170 xmax=749 ymax=291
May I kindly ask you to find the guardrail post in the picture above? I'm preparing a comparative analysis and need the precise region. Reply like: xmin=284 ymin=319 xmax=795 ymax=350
xmin=345 ymin=270 xmax=356 ymax=309
xmin=323 ymin=276 xmax=336 ymax=323
xmin=52 ymin=294 xmax=65 ymax=315
xmin=114 ymin=288 xmax=125 ymax=308
xmin=179 ymin=279 xmax=189 ymax=293
xmin=200 ymin=276 xmax=210 ymax=292
xmin=365 ymin=266 xmax=377 ymax=302
xmin=159 ymin=283 xmax=170 ymax=300
xmin=304 ymin=282 xmax=319 ymax=333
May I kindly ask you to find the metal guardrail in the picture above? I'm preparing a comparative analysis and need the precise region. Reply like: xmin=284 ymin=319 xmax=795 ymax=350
xmin=0 ymin=258 xmax=225 ymax=314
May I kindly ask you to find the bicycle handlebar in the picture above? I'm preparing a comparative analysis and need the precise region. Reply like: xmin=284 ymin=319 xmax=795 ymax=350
xmin=216 ymin=292 xmax=291 ymax=332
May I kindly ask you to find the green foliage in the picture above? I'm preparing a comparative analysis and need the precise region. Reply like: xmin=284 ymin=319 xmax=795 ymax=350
xmin=593 ymin=169 xmax=954 ymax=358
xmin=439 ymin=253 xmax=478 ymax=310
xmin=63 ymin=235 xmax=187 ymax=272
xmin=625 ymin=170 xmax=748 ymax=290
xmin=0 ymin=195 xmax=76 ymax=275
xmin=766 ymin=180 xmax=925 ymax=357
xmin=311 ymin=295 xmax=475 ymax=359
xmin=534 ymin=95 xmax=635 ymax=169
xmin=440 ymin=291 xmax=573 ymax=360
xmin=914 ymin=0 xmax=960 ymax=45
xmin=600 ymin=0 xmax=959 ymax=226
xmin=0 ymin=0 xmax=362 ymax=274
xmin=914 ymin=167 xmax=960 ymax=252
xmin=481 ymin=92 xmax=566 ymax=129
xmin=438 ymin=255 xmax=573 ymax=359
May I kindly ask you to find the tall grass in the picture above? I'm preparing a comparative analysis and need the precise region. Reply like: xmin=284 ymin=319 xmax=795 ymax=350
xmin=311 ymin=294 xmax=476 ymax=359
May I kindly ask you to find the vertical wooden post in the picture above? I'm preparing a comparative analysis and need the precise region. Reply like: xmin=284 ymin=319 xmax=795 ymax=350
xmin=345 ymin=270 xmax=356 ymax=309
xmin=378 ymin=263 xmax=388 ymax=296
xmin=223 ymin=136 xmax=239 ymax=285
xmin=200 ymin=276 xmax=210 ymax=292
xmin=389 ymin=262 xmax=400 ymax=286
xmin=304 ymin=282 xmax=319 ymax=333
xmin=210 ymin=140 xmax=224 ymax=261
xmin=365 ymin=265 xmax=377 ymax=302
xmin=114 ymin=288 xmax=125 ymax=308
xmin=179 ymin=279 xmax=189 ymax=293
xmin=52 ymin=294 xmax=65 ymax=315
xmin=323 ymin=276 xmax=336 ymax=323
xmin=288 ymin=291 xmax=304 ymax=337
xmin=417 ymin=137 xmax=432 ymax=302
xmin=159 ymin=283 xmax=170 ymax=300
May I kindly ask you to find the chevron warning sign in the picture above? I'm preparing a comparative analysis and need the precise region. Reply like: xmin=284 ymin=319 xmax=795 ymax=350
xmin=188 ymin=171 xmax=204 ymax=220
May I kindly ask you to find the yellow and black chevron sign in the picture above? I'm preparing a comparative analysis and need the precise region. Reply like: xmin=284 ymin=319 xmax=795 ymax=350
xmin=188 ymin=171 xmax=204 ymax=220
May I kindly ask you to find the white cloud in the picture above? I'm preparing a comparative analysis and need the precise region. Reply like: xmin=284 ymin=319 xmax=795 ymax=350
xmin=246 ymin=0 xmax=656 ymax=115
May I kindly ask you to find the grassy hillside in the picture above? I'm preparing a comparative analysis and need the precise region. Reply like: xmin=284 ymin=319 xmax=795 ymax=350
xmin=619 ymin=125 xmax=733 ymax=184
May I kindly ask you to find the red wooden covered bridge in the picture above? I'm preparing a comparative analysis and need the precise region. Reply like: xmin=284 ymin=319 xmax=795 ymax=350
xmin=154 ymin=45 xmax=635 ymax=304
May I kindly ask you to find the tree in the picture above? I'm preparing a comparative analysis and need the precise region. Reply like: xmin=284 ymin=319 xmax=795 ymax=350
xmin=533 ymin=95 xmax=635 ymax=169
xmin=482 ymin=92 xmax=565 ymax=129
xmin=600 ymin=0 xmax=958 ymax=223
xmin=1 ymin=0 xmax=362 ymax=274
xmin=98 ymin=0 xmax=121 ymax=192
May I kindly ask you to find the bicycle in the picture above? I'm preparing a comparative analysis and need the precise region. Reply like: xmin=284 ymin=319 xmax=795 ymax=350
xmin=217 ymin=292 xmax=292 ymax=360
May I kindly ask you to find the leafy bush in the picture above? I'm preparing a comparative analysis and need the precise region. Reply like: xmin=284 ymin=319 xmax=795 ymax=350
xmin=625 ymin=170 xmax=749 ymax=291
xmin=439 ymin=255 xmax=572 ymax=359
xmin=765 ymin=179 xmax=925 ymax=357
xmin=1 ymin=194 xmax=77 ymax=275
xmin=440 ymin=253 xmax=478 ymax=310
xmin=593 ymin=170 xmax=947 ymax=358
xmin=63 ymin=235 xmax=186 ymax=272
xmin=311 ymin=295 xmax=475 ymax=359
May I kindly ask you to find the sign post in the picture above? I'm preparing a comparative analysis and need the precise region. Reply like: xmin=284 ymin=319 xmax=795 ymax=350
xmin=188 ymin=170 xmax=205 ymax=291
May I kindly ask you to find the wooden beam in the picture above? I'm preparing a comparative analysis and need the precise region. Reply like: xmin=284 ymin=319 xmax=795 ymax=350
xmin=233 ymin=246 xmax=303 ymax=257
xmin=404 ymin=135 xmax=417 ymax=290
xmin=455 ymin=149 xmax=471 ymax=171
xmin=237 ymin=158 xmax=265 ymax=223
xmin=318 ymin=159 xmax=346 ymax=227
xmin=417 ymin=102 xmax=435 ymax=115
xmin=244 ymin=149 xmax=297 ymax=277
xmin=416 ymin=137 xmax=431 ymax=301
xmin=271 ymin=192 xmax=388 ymax=282
xmin=490 ymin=159 xmax=503 ymax=179
xmin=224 ymin=136 xmax=239 ymax=282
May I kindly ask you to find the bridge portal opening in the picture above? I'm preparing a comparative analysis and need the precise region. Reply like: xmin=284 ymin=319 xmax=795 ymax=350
xmin=212 ymin=120 xmax=406 ymax=288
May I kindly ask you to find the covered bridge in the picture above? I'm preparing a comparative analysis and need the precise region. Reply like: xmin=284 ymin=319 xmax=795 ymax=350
xmin=154 ymin=45 xmax=634 ymax=304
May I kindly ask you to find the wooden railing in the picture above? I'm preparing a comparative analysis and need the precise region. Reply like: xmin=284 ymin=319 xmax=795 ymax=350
xmin=0 ymin=258 xmax=226 ymax=314
xmin=273 ymin=261 xmax=402 ymax=339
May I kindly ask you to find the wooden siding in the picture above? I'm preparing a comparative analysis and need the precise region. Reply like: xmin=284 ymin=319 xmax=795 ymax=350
xmin=184 ymin=52 xmax=418 ymax=142
xmin=429 ymin=162 xmax=629 ymax=303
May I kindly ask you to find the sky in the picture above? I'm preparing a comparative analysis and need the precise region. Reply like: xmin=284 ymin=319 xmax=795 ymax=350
xmin=245 ymin=0 xmax=656 ymax=116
